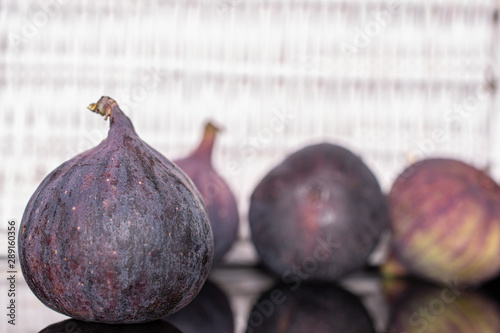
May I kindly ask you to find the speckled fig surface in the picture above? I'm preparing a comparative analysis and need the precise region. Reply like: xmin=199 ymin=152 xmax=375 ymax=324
xmin=249 ymin=143 xmax=388 ymax=282
xmin=174 ymin=122 xmax=239 ymax=263
xmin=389 ymin=158 xmax=500 ymax=285
xmin=19 ymin=97 xmax=214 ymax=324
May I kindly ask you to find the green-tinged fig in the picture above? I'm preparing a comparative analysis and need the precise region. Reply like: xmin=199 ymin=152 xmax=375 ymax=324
xmin=19 ymin=97 xmax=213 ymax=324
xmin=389 ymin=158 xmax=500 ymax=285
xmin=39 ymin=319 xmax=182 ymax=333
xmin=249 ymin=143 xmax=388 ymax=281
xmin=246 ymin=282 xmax=375 ymax=333
xmin=389 ymin=283 xmax=500 ymax=333
xmin=163 ymin=280 xmax=234 ymax=333
xmin=174 ymin=122 xmax=239 ymax=263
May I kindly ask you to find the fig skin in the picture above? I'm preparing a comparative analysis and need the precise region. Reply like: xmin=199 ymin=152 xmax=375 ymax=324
xmin=19 ymin=97 xmax=214 ymax=324
xmin=163 ymin=280 xmax=234 ymax=333
xmin=389 ymin=158 xmax=500 ymax=285
xmin=249 ymin=143 xmax=389 ymax=282
xmin=174 ymin=122 xmax=239 ymax=263
xmin=246 ymin=282 xmax=375 ymax=333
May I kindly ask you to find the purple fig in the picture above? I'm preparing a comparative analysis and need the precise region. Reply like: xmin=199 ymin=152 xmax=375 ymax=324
xmin=174 ymin=122 xmax=239 ymax=264
xmin=249 ymin=143 xmax=389 ymax=281
xmin=19 ymin=97 xmax=214 ymax=324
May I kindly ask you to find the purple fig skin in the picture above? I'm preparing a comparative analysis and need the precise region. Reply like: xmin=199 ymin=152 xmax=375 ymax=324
xmin=174 ymin=123 xmax=239 ymax=264
xmin=249 ymin=143 xmax=389 ymax=282
xmin=18 ymin=97 xmax=214 ymax=324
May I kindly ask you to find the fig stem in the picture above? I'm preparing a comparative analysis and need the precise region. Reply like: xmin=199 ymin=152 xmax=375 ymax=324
xmin=88 ymin=96 xmax=117 ymax=121
xmin=205 ymin=122 xmax=222 ymax=134
xmin=194 ymin=122 xmax=221 ymax=159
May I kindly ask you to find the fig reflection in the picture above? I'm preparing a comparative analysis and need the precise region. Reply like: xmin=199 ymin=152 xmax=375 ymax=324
xmin=39 ymin=319 xmax=181 ymax=333
xmin=163 ymin=280 xmax=234 ymax=333
xmin=246 ymin=282 xmax=375 ymax=333
xmin=389 ymin=283 xmax=500 ymax=332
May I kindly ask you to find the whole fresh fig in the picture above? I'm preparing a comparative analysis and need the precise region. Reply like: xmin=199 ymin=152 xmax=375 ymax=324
xmin=19 ymin=97 xmax=214 ymax=324
xmin=246 ymin=282 xmax=375 ymax=333
xmin=388 ymin=158 xmax=500 ymax=285
xmin=174 ymin=122 xmax=239 ymax=264
xmin=249 ymin=143 xmax=388 ymax=282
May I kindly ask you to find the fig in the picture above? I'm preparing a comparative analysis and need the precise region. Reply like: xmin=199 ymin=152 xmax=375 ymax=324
xmin=249 ymin=143 xmax=388 ymax=281
xmin=246 ymin=282 xmax=375 ymax=333
xmin=39 ymin=319 xmax=182 ymax=333
xmin=388 ymin=158 xmax=500 ymax=285
xmin=19 ymin=97 xmax=214 ymax=324
xmin=174 ymin=122 xmax=239 ymax=263
xmin=389 ymin=283 xmax=500 ymax=333
xmin=163 ymin=280 xmax=234 ymax=333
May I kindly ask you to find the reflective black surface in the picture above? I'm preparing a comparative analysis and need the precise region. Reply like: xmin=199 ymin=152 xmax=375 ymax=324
xmin=387 ymin=278 xmax=500 ymax=333
xmin=8 ymin=265 xmax=500 ymax=333
xmin=246 ymin=281 xmax=376 ymax=333
xmin=39 ymin=319 xmax=182 ymax=333
xmin=163 ymin=280 xmax=234 ymax=333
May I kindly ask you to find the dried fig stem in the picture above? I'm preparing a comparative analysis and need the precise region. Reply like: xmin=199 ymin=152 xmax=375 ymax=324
xmin=88 ymin=96 xmax=117 ymax=120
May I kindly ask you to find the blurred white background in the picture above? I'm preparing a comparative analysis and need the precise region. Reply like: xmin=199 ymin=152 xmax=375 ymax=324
xmin=0 ymin=0 xmax=499 ymax=331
